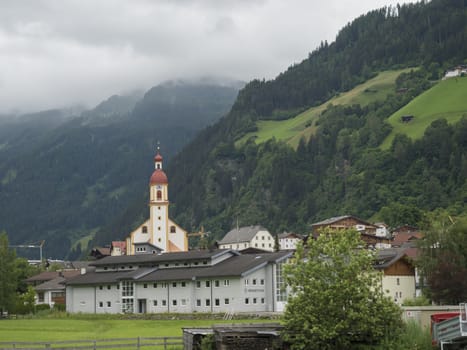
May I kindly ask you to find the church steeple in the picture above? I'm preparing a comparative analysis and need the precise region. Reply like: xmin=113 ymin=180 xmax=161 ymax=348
xmin=154 ymin=150 xmax=163 ymax=170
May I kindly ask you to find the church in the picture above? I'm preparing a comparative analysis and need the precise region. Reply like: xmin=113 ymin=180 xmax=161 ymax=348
xmin=124 ymin=151 xmax=188 ymax=255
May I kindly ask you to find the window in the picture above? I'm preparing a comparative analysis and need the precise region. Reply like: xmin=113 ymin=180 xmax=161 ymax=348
xmin=99 ymin=286 xmax=103 ymax=290
xmin=181 ymin=282 xmax=186 ymax=287
xmin=122 ymin=281 xmax=134 ymax=297
xmin=205 ymin=299 xmax=210 ymax=306
xmin=260 ymin=279 xmax=265 ymax=285
xmin=245 ymin=298 xmax=249 ymax=304
xmin=253 ymin=298 xmax=257 ymax=304
xmin=196 ymin=281 xmax=201 ymax=288
xmin=172 ymin=282 xmax=177 ymax=288
xmin=99 ymin=302 xmax=103 ymax=307
xmin=153 ymin=300 xmax=157 ymax=306
xmin=196 ymin=299 xmax=201 ymax=307
xmin=261 ymin=298 xmax=265 ymax=304
xmin=143 ymin=283 xmax=148 ymax=288
xmin=107 ymin=285 xmax=111 ymax=290
xmin=38 ymin=292 xmax=44 ymax=302
xmin=205 ymin=281 xmax=210 ymax=288
xmin=252 ymin=279 xmax=257 ymax=285
xmin=224 ymin=298 xmax=230 ymax=305
xmin=244 ymin=279 xmax=249 ymax=286
xmin=276 ymin=261 xmax=287 ymax=302
xmin=122 ymin=298 xmax=134 ymax=313
xmin=172 ymin=299 xmax=177 ymax=306
xmin=223 ymin=280 xmax=230 ymax=287
xmin=157 ymin=190 xmax=162 ymax=200
xmin=215 ymin=298 xmax=220 ymax=306
xmin=170 ymin=226 xmax=176 ymax=233
xmin=142 ymin=226 xmax=148 ymax=233
xmin=396 ymin=278 xmax=400 ymax=286
xmin=107 ymin=301 xmax=111 ymax=307
xmin=162 ymin=300 xmax=167 ymax=306
xmin=153 ymin=283 xmax=158 ymax=288
xmin=215 ymin=280 xmax=220 ymax=287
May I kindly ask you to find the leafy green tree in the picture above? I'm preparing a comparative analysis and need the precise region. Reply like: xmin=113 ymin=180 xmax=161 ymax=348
xmin=283 ymin=229 xmax=402 ymax=349
xmin=0 ymin=232 xmax=18 ymax=314
xmin=418 ymin=214 xmax=467 ymax=304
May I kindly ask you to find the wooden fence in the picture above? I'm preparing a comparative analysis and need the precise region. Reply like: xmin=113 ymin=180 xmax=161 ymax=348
xmin=0 ymin=336 xmax=183 ymax=350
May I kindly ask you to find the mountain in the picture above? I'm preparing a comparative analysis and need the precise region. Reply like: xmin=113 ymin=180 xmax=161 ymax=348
xmin=159 ymin=0 xmax=467 ymax=243
xmin=0 ymin=80 xmax=241 ymax=258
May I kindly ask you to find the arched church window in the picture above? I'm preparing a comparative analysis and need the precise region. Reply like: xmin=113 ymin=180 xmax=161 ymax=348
xmin=170 ymin=226 xmax=176 ymax=233
xmin=157 ymin=190 xmax=162 ymax=200
xmin=142 ymin=226 xmax=148 ymax=233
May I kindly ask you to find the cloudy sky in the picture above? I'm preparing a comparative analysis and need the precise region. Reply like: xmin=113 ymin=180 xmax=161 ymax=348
xmin=0 ymin=0 xmax=416 ymax=114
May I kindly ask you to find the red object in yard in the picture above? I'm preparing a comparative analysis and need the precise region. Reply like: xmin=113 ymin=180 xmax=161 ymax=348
xmin=431 ymin=312 xmax=460 ymax=346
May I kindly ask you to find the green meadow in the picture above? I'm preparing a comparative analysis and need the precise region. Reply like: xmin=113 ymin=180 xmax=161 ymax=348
xmin=0 ymin=315 xmax=274 ymax=342
xmin=237 ymin=69 xmax=410 ymax=148
xmin=381 ymin=76 xmax=467 ymax=149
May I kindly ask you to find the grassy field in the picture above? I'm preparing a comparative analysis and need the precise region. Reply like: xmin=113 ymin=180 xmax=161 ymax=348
xmin=381 ymin=76 xmax=467 ymax=149
xmin=237 ymin=69 xmax=410 ymax=148
xmin=0 ymin=315 xmax=275 ymax=342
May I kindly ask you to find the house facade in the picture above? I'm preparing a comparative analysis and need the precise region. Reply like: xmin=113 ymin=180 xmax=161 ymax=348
xmin=66 ymin=249 xmax=292 ymax=314
xmin=25 ymin=270 xmax=81 ymax=307
xmin=311 ymin=215 xmax=379 ymax=235
xmin=218 ymin=226 xmax=275 ymax=252
xmin=375 ymin=249 xmax=416 ymax=305
xmin=125 ymin=151 xmax=188 ymax=255
xmin=278 ymin=232 xmax=303 ymax=250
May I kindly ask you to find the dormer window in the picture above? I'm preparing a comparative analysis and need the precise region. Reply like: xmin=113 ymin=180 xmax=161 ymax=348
xmin=170 ymin=226 xmax=176 ymax=233
xmin=142 ymin=226 xmax=148 ymax=233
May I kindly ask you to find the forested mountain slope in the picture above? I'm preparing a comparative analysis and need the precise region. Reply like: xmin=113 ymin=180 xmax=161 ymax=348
xmin=0 ymin=81 xmax=240 ymax=258
xmin=157 ymin=0 xmax=467 ymax=244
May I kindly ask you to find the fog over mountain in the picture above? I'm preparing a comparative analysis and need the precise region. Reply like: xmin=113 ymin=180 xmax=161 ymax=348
xmin=0 ymin=0 xmax=416 ymax=114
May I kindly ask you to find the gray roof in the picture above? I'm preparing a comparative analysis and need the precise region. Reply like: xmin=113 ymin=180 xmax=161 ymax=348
xmin=91 ymin=249 xmax=237 ymax=267
xmin=311 ymin=215 xmax=375 ymax=227
xmin=66 ymin=251 xmax=293 ymax=285
xmin=373 ymin=248 xmax=409 ymax=270
xmin=278 ymin=232 xmax=303 ymax=239
xmin=35 ymin=277 xmax=66 ymax=291
xmin=218 ymin=225 xmax=268 ymax=245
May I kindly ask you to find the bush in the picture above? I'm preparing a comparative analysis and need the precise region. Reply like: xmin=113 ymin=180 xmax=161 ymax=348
xmin=54 ymin=303 xmax=66 ymax=312
xmin=200 ymin=334 xmax=216 ymax=350
xmin=35 ymin=304 xmax=51 ymax=312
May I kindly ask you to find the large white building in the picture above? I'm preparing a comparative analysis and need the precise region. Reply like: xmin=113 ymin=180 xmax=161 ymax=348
xmin=125 ymin=151 xmax=188 ymax=255
xmin=66 ymin=249 xmax=292 ymax=314
xmin=218 ymin=226 xmax=275 ymax=252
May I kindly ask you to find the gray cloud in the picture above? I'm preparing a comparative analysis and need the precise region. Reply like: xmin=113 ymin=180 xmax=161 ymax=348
xmin=0 ymin=0 xmax=415 ymax=113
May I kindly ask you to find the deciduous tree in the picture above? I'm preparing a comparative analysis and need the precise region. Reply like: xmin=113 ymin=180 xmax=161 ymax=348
xmin=283 ymin=229 xmax=402 ymax=349
xmin=0 ymin=232 xmax=18 ymax=314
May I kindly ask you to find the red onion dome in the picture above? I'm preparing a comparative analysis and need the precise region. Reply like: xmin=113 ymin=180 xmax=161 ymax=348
xmin=150 ymin=169 xmax=168 ymax=184
xmin=154 ymin=153 xmax=163 ymax=162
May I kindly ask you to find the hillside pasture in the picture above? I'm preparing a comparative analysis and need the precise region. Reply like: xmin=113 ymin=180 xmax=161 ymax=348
xmin=237 ymin=69 xmax=410 ymax=148
xmin=381 ymin=76 xmax=467 ymax=149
